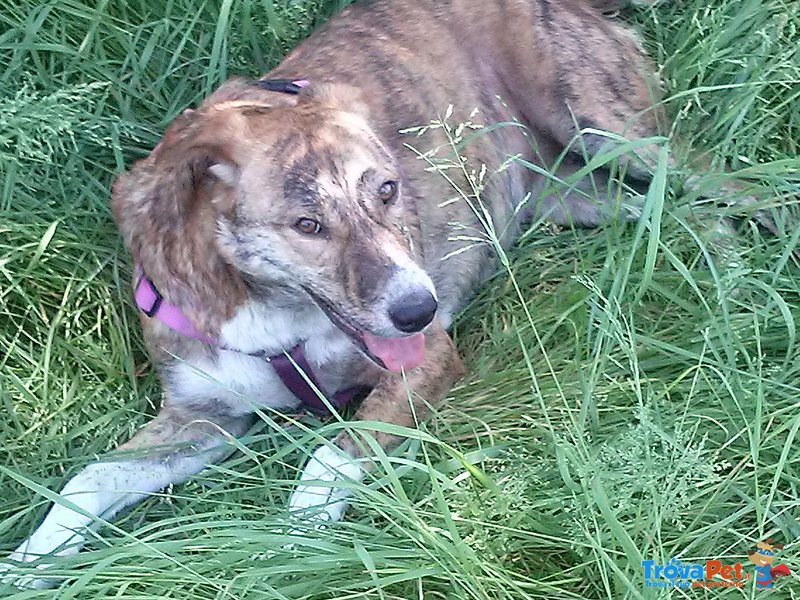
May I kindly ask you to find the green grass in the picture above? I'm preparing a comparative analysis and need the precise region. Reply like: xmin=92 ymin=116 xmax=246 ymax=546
xmin=1 ymin=0 xmax=799 ymax=597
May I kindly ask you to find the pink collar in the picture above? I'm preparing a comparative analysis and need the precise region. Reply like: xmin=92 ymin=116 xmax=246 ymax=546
xmin=133 ymin=267 xmax=361 ymax=415
xmin=134 ymin=267 xmax=215 ymax=344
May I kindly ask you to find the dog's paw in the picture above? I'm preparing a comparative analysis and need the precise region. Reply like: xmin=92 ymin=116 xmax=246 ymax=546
xmin=288 ymin=445 xmax=364 ymax=524
xmin=0 ymin=561 xmax=55 ymax=590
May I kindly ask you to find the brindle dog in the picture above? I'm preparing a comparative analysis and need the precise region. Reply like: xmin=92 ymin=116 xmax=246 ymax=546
xmin=5 ymin=0 xmax=678 ymax=588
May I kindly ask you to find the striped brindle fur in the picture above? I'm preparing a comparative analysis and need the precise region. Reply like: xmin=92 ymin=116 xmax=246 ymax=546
xmin=4 ymin=0 xmax=694 ymax=588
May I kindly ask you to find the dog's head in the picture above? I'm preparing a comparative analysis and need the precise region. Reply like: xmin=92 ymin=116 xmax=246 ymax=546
xmin=112 ymin=80 xmax=436 ymax=372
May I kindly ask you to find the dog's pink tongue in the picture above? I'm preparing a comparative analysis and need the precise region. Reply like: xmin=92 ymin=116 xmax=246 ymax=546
xmin=363 ymin=332 xmax=425 ymax=372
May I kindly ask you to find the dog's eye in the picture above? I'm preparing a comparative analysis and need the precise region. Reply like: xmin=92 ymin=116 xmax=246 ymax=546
xmin=378 ymin=180 xmax=398 ymax=204
xmin=294 ymin=218 xmax=322 ymax=235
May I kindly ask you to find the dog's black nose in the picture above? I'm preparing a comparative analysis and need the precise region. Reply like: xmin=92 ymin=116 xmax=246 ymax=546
xmin=388 ymin=290 xmax=438 ymax=333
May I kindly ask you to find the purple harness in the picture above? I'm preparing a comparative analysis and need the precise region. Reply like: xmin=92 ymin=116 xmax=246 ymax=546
xmin=132 ymin=78 xmax=362 ymax=416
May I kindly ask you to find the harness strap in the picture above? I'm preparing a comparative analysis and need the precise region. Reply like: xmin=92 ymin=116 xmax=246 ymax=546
xmin=269 ymin=346 xmax=363 ymax=415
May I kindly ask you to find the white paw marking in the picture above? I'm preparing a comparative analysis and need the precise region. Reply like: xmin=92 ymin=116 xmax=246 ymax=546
xmin=289 ymin=445 xmax=364 ymax=524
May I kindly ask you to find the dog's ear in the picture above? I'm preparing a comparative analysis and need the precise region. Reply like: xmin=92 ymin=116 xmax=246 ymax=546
xmin=111 ymin=108 xmax=249 ymax=332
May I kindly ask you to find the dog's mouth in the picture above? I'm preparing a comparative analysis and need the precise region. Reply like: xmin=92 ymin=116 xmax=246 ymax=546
xmin=303 ymin=288 xmax=425 ymax=373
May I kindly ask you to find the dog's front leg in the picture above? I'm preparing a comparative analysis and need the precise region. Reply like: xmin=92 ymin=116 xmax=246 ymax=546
xmin=1 ymin=406 xmax=251 ymax=589
xmin=289 ymin=321 xmax=464 ymax=523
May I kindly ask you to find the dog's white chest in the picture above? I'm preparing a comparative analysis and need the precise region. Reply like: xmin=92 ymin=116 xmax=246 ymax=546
xmin=167 ymin=301 xmax=358 ymax=414
xmin=219 ymin=301 xmax=323 ymax=354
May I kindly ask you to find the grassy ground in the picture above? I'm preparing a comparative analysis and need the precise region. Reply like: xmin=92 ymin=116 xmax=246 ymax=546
xmin=0 ymin=0 xmax=798 ymax=598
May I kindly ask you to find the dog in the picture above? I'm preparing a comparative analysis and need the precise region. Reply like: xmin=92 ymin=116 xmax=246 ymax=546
xmin=4 ymin=0 xmax=696 ymax=588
